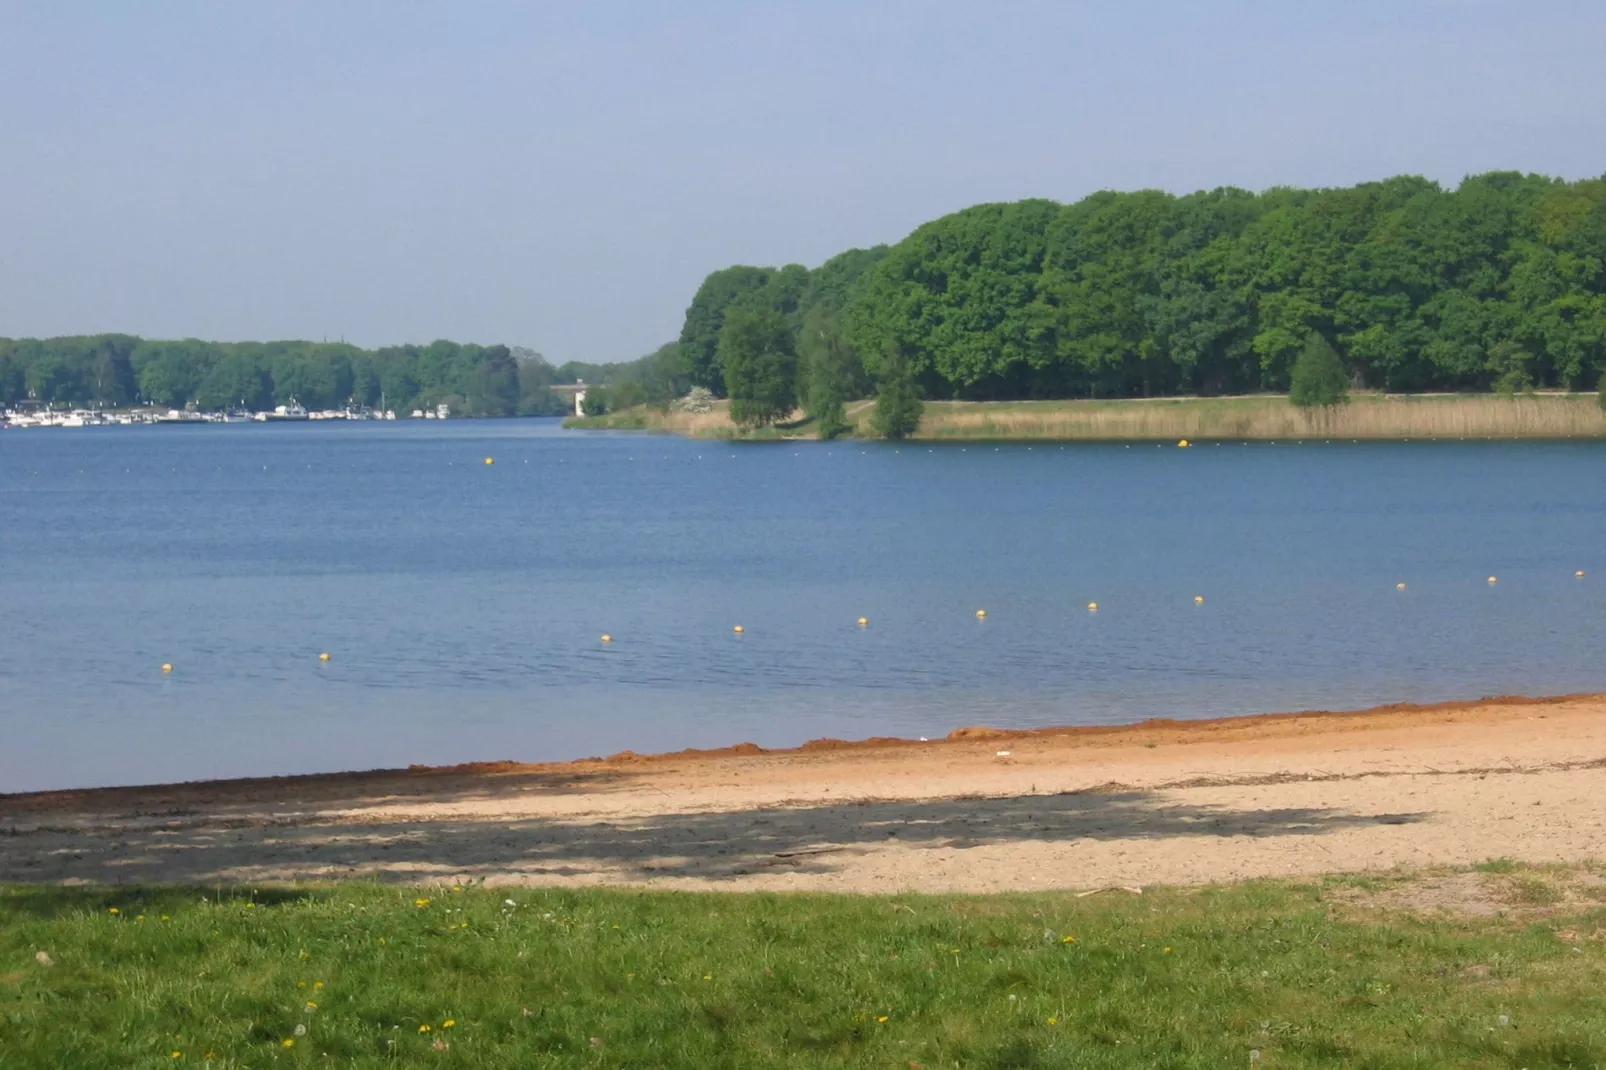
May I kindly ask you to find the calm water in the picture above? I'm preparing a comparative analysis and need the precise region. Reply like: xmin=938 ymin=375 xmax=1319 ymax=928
xmin=2 ymin=420 xmax=1603 ymax=792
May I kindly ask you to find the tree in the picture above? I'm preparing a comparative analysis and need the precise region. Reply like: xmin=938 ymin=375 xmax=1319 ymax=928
xmin=195 ymin=354 xmax=271 ymax=411
xmin=1288 ymin=334 xmax=1350 ymax=408
xmin=609 ymin=380 xmax=647 ymax=410
xmin=581 ymin=385 xmax=609 ymax=416
xmin=870 ymin=343 xmax=923 ymax=438
xmin=24 ymin=352 xmax=79 ymax=404
xmin=798 ymin=306 xmax=864 ymax=439
xmin=677 ymin=266 xmax=772 ymax=395
xmin=1487 ymin=341 xmax=1534 ymax=395
xmin=464 ymin=344 xmax=520 ymax=416
xmin=717 ymin=306 xmax=797 ymax=428
xmin=0 ymin=348 xmax=25 ymax=406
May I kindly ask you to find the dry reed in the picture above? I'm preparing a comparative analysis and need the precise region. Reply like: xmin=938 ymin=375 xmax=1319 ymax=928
xmin=912 ymin=395 xmax=1606 ymax=441
xmin=575 ymin=394 xmax=1606 ymax=441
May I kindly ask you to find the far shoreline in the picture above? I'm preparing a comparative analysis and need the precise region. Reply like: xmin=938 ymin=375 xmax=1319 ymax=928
xmin=566 ymin=392 xmax=1606 ymax=442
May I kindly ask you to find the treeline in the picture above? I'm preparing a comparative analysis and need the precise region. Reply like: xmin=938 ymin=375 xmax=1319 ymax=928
xmin=0 ymin=337 xmax=572 ymax=417
xmin=652 ymin=171 xmax=1606 ymax=433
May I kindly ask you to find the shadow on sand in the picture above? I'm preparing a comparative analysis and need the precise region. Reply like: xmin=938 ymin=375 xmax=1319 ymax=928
xmin=0 ymin=785 xmax=1428 ymax=886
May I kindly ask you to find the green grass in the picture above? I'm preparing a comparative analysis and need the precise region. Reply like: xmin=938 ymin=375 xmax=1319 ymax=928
xmin=4 ymin=872 xmax=1604 ymax=1067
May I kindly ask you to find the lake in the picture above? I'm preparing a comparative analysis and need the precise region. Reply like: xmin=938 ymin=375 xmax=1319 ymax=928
xmin=2 ymin=420 xmax=1602 ymax=793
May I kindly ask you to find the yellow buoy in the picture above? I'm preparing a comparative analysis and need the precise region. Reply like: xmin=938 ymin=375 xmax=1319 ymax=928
xmin=1397 ymin=582 xmax=1407 ymax=590
xmin=319 ymin=652 xmax=331 ymax=661
xmin=484 ymin=457 xmax=494 ymax=465
xmin=975 ymin=609 xmax=987 ymax=619
xmin=1087 ymin=601 xmax=1099 ymax=611
xmin=857 ymin=617 xmax=869 ymax=627
xmin=600 ymin=634 xmax=612 ymax=643
xmin=1487 ymin=576 xmax=1498 ymax=584
xmin=1178 ymin=439 xmax=1190 ymax=448
xmin=733 ymin=625 xmax=744 ymax=634
xmin=160 ymin=663 xmax=173 ymax=673
xmin=1193 ymin=595 xmax=1205 ymax=604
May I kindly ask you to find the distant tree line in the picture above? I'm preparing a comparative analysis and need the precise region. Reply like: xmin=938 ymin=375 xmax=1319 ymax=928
xmin=646 ymin=171 xmax=1606 ymax=435
xmin=7 ymin=173 xmax=1603 ymax=431
xmin=0 ymin=337 xmax=571 ymax=417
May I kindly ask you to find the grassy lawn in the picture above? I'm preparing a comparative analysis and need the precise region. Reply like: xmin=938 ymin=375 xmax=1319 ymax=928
xmin=4 ymin=867 xmax=1602 ymax=1068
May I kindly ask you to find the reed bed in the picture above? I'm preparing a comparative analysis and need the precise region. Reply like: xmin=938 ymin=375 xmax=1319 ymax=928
xmin=568 ymin=394 xmax=1606 ymax=441
xmin=913 ymin=394 xmax=1606 ymax=441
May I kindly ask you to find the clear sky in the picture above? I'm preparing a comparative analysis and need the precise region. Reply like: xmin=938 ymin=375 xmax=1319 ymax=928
xmin=2 ymin=1 xmax=1602 ymax=363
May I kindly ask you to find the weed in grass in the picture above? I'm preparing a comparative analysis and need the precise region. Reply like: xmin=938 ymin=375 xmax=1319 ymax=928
xmin=1476 ymin=858 xmax=1520 ymax=874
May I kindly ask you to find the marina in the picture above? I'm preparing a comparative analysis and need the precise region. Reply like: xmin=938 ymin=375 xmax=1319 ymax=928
xmin=1 ymin=400 xmax=406 ymax=428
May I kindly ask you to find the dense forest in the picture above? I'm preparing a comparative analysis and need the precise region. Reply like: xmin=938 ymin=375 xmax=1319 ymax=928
xmin=6 ymin=172 xmax=1603 ymax=426
xmin=0 ymin=337 xmax=578 ymax=416
xmin=637 ymin=171 xmax=1606 ymax=432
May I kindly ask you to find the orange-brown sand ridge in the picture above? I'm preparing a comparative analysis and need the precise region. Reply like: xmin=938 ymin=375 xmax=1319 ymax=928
xmin=3 ymin=694 xmax=1604 ymax=892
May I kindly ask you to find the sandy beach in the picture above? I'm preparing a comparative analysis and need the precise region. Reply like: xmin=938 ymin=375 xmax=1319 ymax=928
xmin=3 ymin=693 xmax=1604 ymax=893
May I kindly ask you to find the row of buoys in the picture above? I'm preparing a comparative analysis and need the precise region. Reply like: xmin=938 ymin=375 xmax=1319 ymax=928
xmin=166 ymin=570 xmax=1595 ymax=665
xmin=161 ymin=652 xmax=332 ymax=672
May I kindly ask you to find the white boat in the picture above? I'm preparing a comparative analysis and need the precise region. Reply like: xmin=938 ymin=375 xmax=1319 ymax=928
xmin=262 ymin=401 xmax=309 ymax=422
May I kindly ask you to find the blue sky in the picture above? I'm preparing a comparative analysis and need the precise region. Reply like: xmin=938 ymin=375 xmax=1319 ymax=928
xmin=2 ymin=1 xmax=1602 ymax=363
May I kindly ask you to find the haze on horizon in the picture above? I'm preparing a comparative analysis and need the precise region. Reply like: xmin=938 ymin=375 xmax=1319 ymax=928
xmin=2 ymin=1 xmax=1602 ymax=365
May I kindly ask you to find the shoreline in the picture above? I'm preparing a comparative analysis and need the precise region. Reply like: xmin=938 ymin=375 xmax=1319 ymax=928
xmin=566 ymin=392 xmax=1606 ymax=441
xmin=2 ymin=687 xmax=1598 ymax=802
xmin=5 ymin=690 xmax=1602 ymax=892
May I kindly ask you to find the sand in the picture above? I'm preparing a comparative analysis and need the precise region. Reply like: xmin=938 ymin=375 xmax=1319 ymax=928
xmin=3 ymin=694 xmax=1604 ymax=893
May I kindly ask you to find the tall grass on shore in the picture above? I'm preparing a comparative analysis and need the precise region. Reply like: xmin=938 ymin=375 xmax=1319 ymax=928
xmin=4 ymin=866 xmax=1604 ymax=1067
xmin=567 ymin=394 xmax=1606 ymax=442
xmin=914 ymin=394 xmax=1606 ymax=441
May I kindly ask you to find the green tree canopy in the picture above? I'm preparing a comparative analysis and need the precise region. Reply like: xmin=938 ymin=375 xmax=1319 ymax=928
xmin=677 ymin=266 xmax=772 ymax=395
xmin=870 ymin=343 xmax=924 ymax=438
xmin=665 ymin=171 xmax=1606 ymax=409
xmin=718 ymin=306 xmax=798 ymax=428
xmin=1288 ymin=334 xmax=1350 ymax=408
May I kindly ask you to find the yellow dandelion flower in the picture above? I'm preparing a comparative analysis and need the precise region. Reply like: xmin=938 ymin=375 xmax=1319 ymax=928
xmin=703 ymin=974 xmax=713 ymax=981
xmin=108 ymin=907 xmax=120 ymax=914
xmin=245 ymin=903 xmax=256 ymax=910
xmin=451 ymin=886 xmax=463 ymax=893
xmin=161 ymin=915 xmax=170 ymax=922
xmin=1047 ymin=1017 xmax=1058 ymax=1025
xmin=1062 ymin=935 xmax=1076 ymax=943
xmin=137 ymin=915 xmax=146 ymax=921
xmin=171 ymin=1052 xmax=182 ymax=1059
xmin=281 ymin=1038 xmax=294 ymax=1048
xmin=442 ymin=1019 xmax=455 ymax=1029
xmin=300 ymin=951 xmax=311 ymax=960
xmin=414 ymin=898 xmax=430 ymax=908
xmin=877 ymin=1016 xmax=889 ymax=1023
xmin=1163 ymin=946 xmax=1173 ymax=953
xmin=305 ymin=1001 xmax=317 ymax=1010
xmin=314 ymin=981 xmax=324 ymax=989
xmin=419 ymin=1024 xmax=432 ymax=1033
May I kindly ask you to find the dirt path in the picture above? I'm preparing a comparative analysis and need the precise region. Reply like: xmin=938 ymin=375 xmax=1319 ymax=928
xmin=3 ymin=694 xmax=1604 ymax=892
